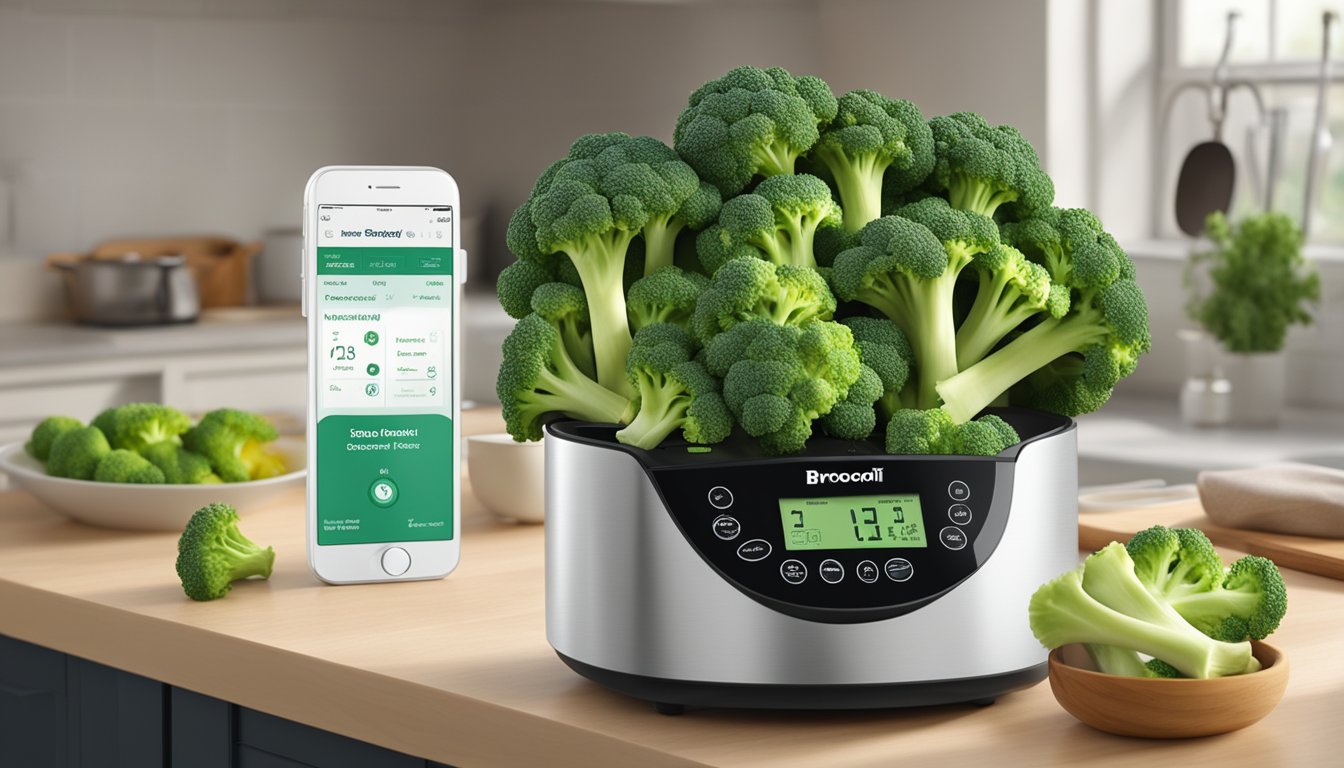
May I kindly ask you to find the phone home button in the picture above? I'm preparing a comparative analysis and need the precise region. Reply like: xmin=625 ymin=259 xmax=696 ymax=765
xmin=381 ymin=547 xmax=411 ymax=577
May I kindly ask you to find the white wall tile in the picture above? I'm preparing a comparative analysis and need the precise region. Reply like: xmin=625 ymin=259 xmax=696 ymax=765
xmin=0 ymin=9 xmax=68 ymax=98
xmin=68 ymin=15 xmax=155 ymax=99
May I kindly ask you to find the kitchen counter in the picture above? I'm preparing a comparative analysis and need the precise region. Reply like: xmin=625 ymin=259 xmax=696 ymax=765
xmin=1 ymin=410 xmax=1342 ymax=766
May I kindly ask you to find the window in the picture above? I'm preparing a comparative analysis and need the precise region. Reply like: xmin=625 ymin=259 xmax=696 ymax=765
xmin=1159 ymin=0 xmax=1344 ymax=242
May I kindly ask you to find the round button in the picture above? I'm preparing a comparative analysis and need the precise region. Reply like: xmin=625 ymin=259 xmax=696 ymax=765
xmin=712 ymin=515 xmax=741 ymax=540
xmin=708 ymin=486 xmax=734 ymax=509
xmin=948 ymin=503 xmax=972 ymax=526
xmin=369 ymin=478 xmax=398 ymax=507
xmin=948 ymin=480 xmax=970 ymax=501
xmin=380 ymin=547 xmax=411 ymax=576
xmin=780 ymin=559 xmax=807 ymax=584
xmin=736 ymin=539 xmax=771 ymax=562
xmin=819 ymin=558 xmax=844 ymax=584
xmin=884 ymin=557 xmax=914 ymax=582
xmin=856 ymin=560 xmax=879 ymax=583
xmin=939 ymin=526 xmax=969 ymax=550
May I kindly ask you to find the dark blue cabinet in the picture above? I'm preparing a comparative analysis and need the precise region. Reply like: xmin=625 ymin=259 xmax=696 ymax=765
xmin=1 ymin=634 xmax=455 ymax=768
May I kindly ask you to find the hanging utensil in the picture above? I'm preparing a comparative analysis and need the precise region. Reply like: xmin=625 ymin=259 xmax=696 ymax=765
xmin=1174 ymin=11 xmax=1240 ymax=236
xmin=1302 ymin=11 xmax=1337 ymax=237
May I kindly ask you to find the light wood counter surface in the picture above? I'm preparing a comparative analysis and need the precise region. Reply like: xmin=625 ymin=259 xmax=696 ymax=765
xmin=1 ymin=408 xmax=1342 ymax=766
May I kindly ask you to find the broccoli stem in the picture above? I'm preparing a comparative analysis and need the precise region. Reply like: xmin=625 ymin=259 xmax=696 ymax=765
xmin=221 ymin=526 xmax=274 ymax=580
xmin=642 ymin=217 xmax=683 ymax=277
xmin=955 ymin=272 xmax=1042 ymax=369
xmin=778 ymin=214 xmax=820 ymax=269
xmin=1085 ymin=644 xmax=1150 ymax=677
xmin=754 ymin=142 xmax=798 ymax=178
xmin=949 ymin=178 xmax=1018 ymax=219
xmin=615 ymin=375 xmax=689 ymax=450
xmin=564 ymin=233 xmax=637 ymax=399
xmin=817 ymin=150 xmax=886 ymax=233
xmin=557 ymin=322 xmax=597 ymax=381
xmin=937 ymin=308 xmax=1107 ymax=423
xmin=858 ymin=274 xmax=961 ymax=410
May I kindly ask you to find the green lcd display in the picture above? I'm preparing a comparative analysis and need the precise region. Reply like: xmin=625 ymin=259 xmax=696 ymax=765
xmin=778 ymin=494 xmax=927 ymax=550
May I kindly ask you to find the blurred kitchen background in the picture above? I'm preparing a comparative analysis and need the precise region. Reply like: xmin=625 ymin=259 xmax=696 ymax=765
xmin=0 ymin=0 xmax=1341 ymax=484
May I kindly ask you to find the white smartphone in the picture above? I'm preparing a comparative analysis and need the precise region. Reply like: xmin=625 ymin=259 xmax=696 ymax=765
xmin=303 ymin=166 xmax=462 ymax=584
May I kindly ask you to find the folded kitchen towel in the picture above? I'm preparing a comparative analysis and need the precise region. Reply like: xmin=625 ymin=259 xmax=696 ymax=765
xmin=1198 ymin=463 xmax=1344 ymax=539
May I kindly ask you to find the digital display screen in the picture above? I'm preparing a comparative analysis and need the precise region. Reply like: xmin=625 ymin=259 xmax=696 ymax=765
xmin=314 ymin=204 xmax=454 ymax=546
xmin=778 ymin=494 xmax=927 ymax=550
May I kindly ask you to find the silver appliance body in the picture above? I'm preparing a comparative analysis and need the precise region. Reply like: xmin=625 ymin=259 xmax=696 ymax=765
xmin=57 ymin=256 xmax=199 ymax=326
xmin=545 ymin=411 xmax=1078 ymax=711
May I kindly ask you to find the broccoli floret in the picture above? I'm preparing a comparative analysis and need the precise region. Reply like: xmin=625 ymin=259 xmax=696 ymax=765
xmin=697 ymin=174 xmax=841 ymax=273
xmin=841 ymin=317 xmax=913 ymax=420
xmin=819 ymin=364 xmax=883 ymax=439
xmin=1126 ymin=525 xmax=1225 ymax=602
xmin=25 ymin=416 xmax=83 ymax=461
xmin=1166 ymin=555 xmax=1288 ymax=642
xmin=691 ymin=257 xmax=836 ymax=345
xmin=182 ymin=409 xmax=284 ymax=483
xmin=810 ymin=90 xmax=933 ymax=232
xmin=91 ymin=403 xmax=190 ymax=454
xmin=175 ymin=503 xmax=274 ymax=601
xmin=1029 ymin=543 xmax=1257 ymax=679
xmin=615 ymin=324 xmax=732 ymax=450
xmin=707 ymin=319 xmax=861 ymax=455
xmin=142 ymin=442 xmax=223 ymax=484
xmin=497 ymin=259 xmax=559 ymax=319
xmin=884 ymin=410 xmax=1018 ymax=456
xmin=93 ymin=449 xmax=166 ymax=484
xmin=936 ymin=210 xmax=1150 ymax=423
xmin=626 ymin=266 xmax=708 ymax=334
xmin=674 ymin=65 xmax=838 ymax=197
xmin=46 ymin=426 xmax=111 ymax=480
xmin=530 ymin=282 xmax=596 ymax=380
xmin=497 ymin=314 xmax=636 ymax=442
xmin=954 ymin=243 xmax=1063 ymax=369
xmin=925 ymin=112 xmax=1054 ymax=219
xmin=831 ymin=199 xmax=996 ymax=408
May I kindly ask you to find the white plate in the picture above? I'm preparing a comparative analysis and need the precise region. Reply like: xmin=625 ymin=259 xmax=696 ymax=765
xmin=0 ymin=439 xmax=306 ymax=531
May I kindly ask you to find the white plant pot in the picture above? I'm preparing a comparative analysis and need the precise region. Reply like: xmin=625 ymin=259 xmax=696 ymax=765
xmin=1216 ymin=350 xmax=1287 ymax=428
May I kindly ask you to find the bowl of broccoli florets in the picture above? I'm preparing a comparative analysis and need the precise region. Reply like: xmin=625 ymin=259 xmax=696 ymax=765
xmin=0 ymin=404 xmax=304 ymax=531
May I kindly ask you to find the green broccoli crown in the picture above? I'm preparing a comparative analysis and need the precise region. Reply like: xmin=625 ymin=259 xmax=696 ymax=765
xmin=1029 ymin=543 xmax=1256 ymax=679
xmin=926 ymin=112 xmax=1054 ymax=219
xmin=841 ymin=316 xmax=912 ymax=419
xmin=812 ymin=226 xmax=860 ymax=268
xmin=701 ymin=173 xmax=841 ymax=270
xmin=712 ymin=319 xmax=860 ymax=455
xmin=91 ymin=403 xmax=191 ymax=454
xmin=530 ymin=281 xmax=596 ymax=379
xmin=46 ymin=426 xmax=111 ymax=480
xmin=26 ymin=416 xmax=83 ymax=461
xmin=948 ymin=417 xmax=1019 ymax=456
xmin=893 ymin=196 xmax=1000 ymax=257
xmin=1125 ymin=525 xmax=1224 ymax=599
xmin=496 ymin=314 xmax=634 ymax=442
xmin=496 ymin=259 xmax=557 ymax=319
xmin=831 ymin=215 xmax=948 ymax=300
xmin=175 ymin=503 xmax=275 ymax=601
xmin=142 ymin=442 xmax=221 ymax=485
xmin=884 ymin=410 xmax=1018 ymax=455
xmin=1144 ymin=658 xmax=1186 ymax=678
xmin=812 ymin=90 xmax=934 ymax=232
xmin=615 ymin=323 xmax=732 ymax=450
xmin=1166 ymin=554 xmax=1288 ymax=642
xmin=691 ymin=257 xmax=836 ymax=345
xmin=627 ymin=266 xmax=708 ymax=333
xmin=819 ymin=364 xmax=883 ymax=440
xmin=93 ymin=448 xmax=166 ymax=484
xmin=674 ymin=65 xmax=838 ymax=196
xmin=182 ymin=409 xmax=279 ymax=483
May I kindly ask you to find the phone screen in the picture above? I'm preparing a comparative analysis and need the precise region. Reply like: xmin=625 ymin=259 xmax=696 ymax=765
xmin=313 ymin=204 xmax=454 ymax=546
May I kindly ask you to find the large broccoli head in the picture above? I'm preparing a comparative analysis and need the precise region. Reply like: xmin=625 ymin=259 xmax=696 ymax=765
xmin=614 ymin=323 xmax=732 ymax=450
xmin=93 ymin=449 xmax=166 ymax=484
xmin=26 ymin=416 xmax=83 ymax=462
xmin=46 ymin=426 xmax=111 ymax=480
xmin=691 ymin=257 xmax=836 ymax=345
xmin=925 ymin=112 xmax=1054 ymax=220
xmin=182 ymin=409 xmax=284 ymax=483
xmin=91 ymin=403 xmax=190 ymax=454
xmin=175 ymin=502 xmax=274 ymax=601
xmin=674 ymin=65 xmax=838 ymax=197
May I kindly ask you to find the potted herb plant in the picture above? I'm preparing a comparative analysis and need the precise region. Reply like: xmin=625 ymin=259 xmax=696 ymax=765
xmin=1186 ymin=211 xmax=1320 ymax=426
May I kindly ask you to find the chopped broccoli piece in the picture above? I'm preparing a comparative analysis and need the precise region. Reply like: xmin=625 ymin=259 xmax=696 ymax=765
xmin=91 ymin=403 xmax=190 ymax=454
xmin=691 ymin=257 xmax=835 ymax=345
xmin=175 ymin=503 xmax=274 ymax=601
xmin=925 ymin=112 xmax=1054 ymax=219
xmin=93 ymin=449 xmax=166 ymax=484
xmin=626 ymin=266 xmax=708 ymax=334
xmin=674 ymin=65 xmax=838 ymax=196
xmin=1126 ymin=525 xmax=1225 ymax=602
xmin=1167 ymin=554 xmax=1288 ymax=642
xmin=46 ymin=426 xmax=111 ymax=480
xmin=183 ymin=409 xmax=284 ymax=483
xmin=26 ymin=416 xmax=83 ymax=461
xmin=615 ymin=324 xmax=732 ymax=450
xmin=142 ymin=442 xmax=223 ymax=484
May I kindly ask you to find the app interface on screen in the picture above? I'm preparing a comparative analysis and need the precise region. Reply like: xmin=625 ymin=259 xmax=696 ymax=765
xmin=314 ymin=204 xmax=453 ymax=545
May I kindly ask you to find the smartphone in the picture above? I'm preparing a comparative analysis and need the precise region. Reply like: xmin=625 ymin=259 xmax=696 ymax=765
xmin=303 ymin=166 xmax=462 ymax=583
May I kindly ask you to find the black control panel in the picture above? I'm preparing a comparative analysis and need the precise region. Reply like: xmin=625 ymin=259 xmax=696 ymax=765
xmin=651 ymin=456 xmax=1006 ymax=624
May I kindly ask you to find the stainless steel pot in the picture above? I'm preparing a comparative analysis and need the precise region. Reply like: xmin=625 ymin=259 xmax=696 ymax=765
xmin=56 ymin=255 xmax=200 ymax=326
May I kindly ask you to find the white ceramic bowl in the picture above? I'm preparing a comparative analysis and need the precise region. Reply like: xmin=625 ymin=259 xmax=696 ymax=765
xmin=0 ymin=439 xmax=306 ymax=531
xmin=468 ymin=433 xmax=545 ymax=523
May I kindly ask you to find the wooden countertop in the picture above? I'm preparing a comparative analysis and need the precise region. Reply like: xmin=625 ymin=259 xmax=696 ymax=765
xmin=1 ymin=409 xmax=1342 ymax=766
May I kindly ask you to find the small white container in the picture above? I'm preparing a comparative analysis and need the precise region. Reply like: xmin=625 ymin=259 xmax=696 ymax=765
xmin=467 ymin=433 xmax=545 ymax=523
xmin=1218 ymin=350 xmax=1287 ymax=428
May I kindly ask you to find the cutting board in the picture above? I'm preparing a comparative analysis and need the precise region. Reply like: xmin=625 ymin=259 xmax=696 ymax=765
xmin=1078 ymin=498 xmax=1344 ymax=581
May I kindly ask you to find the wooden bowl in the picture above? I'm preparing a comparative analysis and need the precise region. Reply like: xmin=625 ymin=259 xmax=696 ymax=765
xmin=1047 ymin=641 xmax=1288 ymax=738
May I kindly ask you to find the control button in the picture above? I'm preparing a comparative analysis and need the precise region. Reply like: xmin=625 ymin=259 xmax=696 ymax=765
xmin=940 ymin=526 xmax=969 ymax=550
xmin=712 ymin=515 xmax=741 ymax=541
xmin=948 ymin=480 xmax=970 ymax=501
xmin=369 ymin=478 xmax=399 ymax=507
xmin=819 ymin=558 xmax=845 ymax=584
xmin=948 ymin=503 xmax=972 ymax=526
xmin=737 ymin=539 xmax=771 ymax=562
xmin=380 ymin=547 xmax=411 ymax=576
xmin=856 ymin=560 xmax=880 ymax=583
xmin=708 ymin=486 xmax=734 ymax=509
xmin=780 ymin=559 xmax=807 ymax=584
xmin=884 ymin=558 xmax=914 ymax=582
